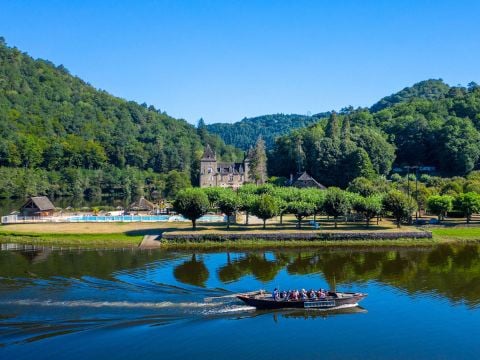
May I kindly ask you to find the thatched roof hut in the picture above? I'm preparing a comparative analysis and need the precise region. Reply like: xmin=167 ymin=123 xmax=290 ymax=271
xmin=129 ymin=197 xmax=157 ymax=211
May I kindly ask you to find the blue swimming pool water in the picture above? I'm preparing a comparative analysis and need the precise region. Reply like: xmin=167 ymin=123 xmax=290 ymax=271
xmin=67 ymin=214 xmax=225 ymax=222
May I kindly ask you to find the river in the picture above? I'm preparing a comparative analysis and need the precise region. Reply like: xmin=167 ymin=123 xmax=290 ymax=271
xmin=1 ymin=244 xmax=480 ymax=359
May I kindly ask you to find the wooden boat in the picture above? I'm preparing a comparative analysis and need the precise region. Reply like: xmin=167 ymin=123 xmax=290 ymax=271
xmin=237 ymin=290 xmax=367 ymax=310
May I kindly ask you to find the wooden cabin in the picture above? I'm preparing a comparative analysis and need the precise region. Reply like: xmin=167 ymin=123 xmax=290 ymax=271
xmin=20 ymin=196 xmax=55 ymax=217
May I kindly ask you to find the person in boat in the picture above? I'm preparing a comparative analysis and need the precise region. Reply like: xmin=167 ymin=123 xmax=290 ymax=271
xmin=318 ymin=289 xmax=326 ymax=299
xmin=280 ymin=290 xmax=287 ymax=299
xmin=309 ymin=289 xmax=317 ymax=300
xmin=272 ymin=288 xmax=280 ymax=301
xmin=301 ymin=289 xmax=308 ymax=300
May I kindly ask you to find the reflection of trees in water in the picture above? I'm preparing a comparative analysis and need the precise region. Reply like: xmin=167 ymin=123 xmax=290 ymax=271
xmin=0 ymin=249 xmax=173 ymax=279
xmin=216 ymin=245 xmax=480 ymax=306
xmin=217 ymin=252 xmax=288 ymax=283
xmin=173 ymin=254 xmax=209 ymax=287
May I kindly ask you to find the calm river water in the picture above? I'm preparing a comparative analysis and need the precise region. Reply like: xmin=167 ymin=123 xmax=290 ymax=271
xmin=1 ymin=244 xmax=480 ymax=359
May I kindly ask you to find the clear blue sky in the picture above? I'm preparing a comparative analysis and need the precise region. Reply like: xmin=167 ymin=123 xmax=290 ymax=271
xmin=1 ymin=0 xmax=479 ymax=124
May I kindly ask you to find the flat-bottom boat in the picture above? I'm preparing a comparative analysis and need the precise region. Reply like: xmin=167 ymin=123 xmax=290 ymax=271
xmin=237 ymin=290 xmax=367 ymax=310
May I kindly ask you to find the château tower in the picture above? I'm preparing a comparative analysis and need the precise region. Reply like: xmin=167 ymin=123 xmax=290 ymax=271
xmin=200 ymin=144 xmax=217 ymax=187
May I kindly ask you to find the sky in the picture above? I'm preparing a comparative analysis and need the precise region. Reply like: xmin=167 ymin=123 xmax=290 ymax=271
xmin=0 ymin=0 xmax=479 ymax=124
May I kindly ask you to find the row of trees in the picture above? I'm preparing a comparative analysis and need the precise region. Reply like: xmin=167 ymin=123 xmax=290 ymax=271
xmin=173 ymin=185 xmax=418 ymax=230
xmin=174 ymin=172 xmax=480 ymax=230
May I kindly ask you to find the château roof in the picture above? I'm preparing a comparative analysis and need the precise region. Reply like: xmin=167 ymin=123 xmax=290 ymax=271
xmin=201 ymin=144 xmax=216 ymax=161
xmin=217 ymin=162 xmax=245 ymax=175
xmin=291 ymin=172 xmax=326 ymax=189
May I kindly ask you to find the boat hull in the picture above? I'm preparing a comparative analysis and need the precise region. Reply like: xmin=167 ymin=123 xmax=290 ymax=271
xmin=237 ymin=292 xmax=366 ymax=310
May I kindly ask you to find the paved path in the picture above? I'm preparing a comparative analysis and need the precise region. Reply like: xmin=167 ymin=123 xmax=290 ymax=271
xmin=139 ymin=234 xmax=162 ymax=248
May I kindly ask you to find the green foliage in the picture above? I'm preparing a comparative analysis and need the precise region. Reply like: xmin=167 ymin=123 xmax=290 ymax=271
xmin=382 ymin=190 xmax=416 ymax=227
xmin=323 ymin=187 xmax=351 ymax=228
xmin=269 ymin=115 xmax=394 ymax=187
xmin=217 ymin=189 xmax=240 ymax=229
xmin=206 ymin=113 xmax=328 ymax=150
xmin=249 ymin=136 xmax=267 ymax=184
xmin=173 ymin=188 xmax=209 ymax=229
xmin=353 ymin=194 xmax=383 ymax=227
xmin=288 ymin=201 xmax=315 ymax=229
xmin=0 ymin=40 xmax=240 ymax=199
xmin=455 ymin=192 xmax=480 ymax=224
xmin=427 ymin=195 xmax=453 ymax=221
xmin=250 ymin=194 xmax=279 ymax=229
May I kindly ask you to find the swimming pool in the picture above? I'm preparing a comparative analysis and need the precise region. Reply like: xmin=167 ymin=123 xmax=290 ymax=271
xmin=67 ymin=214 xmax=225 ymax=223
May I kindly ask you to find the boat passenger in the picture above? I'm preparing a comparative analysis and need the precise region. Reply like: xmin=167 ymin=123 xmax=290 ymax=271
xmin=280 ymin=290 xmax=287 ymax=299
xmin=272 ymin=288 xmax=280 ymax=301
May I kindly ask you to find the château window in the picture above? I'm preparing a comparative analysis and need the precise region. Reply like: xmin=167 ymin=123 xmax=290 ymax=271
xmin=208 ymin=167 xmax=212 ymax=174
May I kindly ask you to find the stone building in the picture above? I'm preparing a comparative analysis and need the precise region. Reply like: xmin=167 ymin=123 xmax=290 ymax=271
xmin=199 ymin=145 xmax=252 ymax=189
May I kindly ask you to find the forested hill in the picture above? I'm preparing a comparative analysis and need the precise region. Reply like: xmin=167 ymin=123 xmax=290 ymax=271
xmin=206 ymin=113 xmax=328 ymax=150
xmin=0 ymin=38 xmax=241 ymax=199
xmin=269 ymin=80 xmax=480 ymax=187
xmin=370 ymin=79 xmax=451 ymax=112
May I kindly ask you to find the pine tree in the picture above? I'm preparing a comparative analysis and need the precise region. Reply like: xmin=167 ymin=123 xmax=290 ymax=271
xmin=325 ymin=112 xmax=340 ymax=141
xmin=250 ymin=136 xmax=267 ymax=184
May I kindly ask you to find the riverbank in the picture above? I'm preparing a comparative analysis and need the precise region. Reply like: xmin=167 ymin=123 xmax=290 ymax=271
xmin=1 ymin=220 xmax=479 ymax=249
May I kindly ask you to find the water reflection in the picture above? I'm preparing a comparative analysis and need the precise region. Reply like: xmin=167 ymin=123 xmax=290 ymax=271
xmin=173 ymin=254 xmax=209 ymax=287
xmin=2 ymin=243 xmax=480 ymax=306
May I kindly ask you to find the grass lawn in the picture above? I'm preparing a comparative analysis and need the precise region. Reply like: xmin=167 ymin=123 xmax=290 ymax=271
xmin=431 ymin=227 xmax=480 ymax=241
xmin=0 ymin=216 xmax=431 ymax=248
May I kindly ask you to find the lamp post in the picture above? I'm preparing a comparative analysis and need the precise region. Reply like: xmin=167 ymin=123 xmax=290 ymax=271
xmin=404 ymin=166 xmax=419 ymax=223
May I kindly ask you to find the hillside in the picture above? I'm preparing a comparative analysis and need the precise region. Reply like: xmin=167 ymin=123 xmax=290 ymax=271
xmin=206 ymin=113 xmax=328 ymax=150
xmin=370 ymin=79 xmax=451 ymax=112
xmin=0 ymin=38 xmax=241 ymax=199
xmin=269 ymin=80 xmax=480 ymax=187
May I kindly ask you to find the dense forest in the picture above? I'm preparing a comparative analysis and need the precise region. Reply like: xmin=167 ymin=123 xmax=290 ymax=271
xmin=206 ymin=113 xmax=328 ymax=150
xmin=268 ymin=79 xmax=480 ymax=187
xmin=0 ymin=38 xmax=242 ymax=199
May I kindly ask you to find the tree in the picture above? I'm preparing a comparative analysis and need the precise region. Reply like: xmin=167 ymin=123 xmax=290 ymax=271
xmin=427 ymin=195 xmax=453 ymax=222
xmin=456 ymin=192 xmax=480 ymax=224
xmin=289 ymin=201 xmax=315 ymax=229
xmin=238 ymin=192 xmax=256 ymax=225
xmin=251 ymin=194 xmax=279 ymax=229
xmin=300 ymin=188 xmax=325 ymax=221
xmin=165 ymin=170 xmax=191 ymax=199
xmin=249 ymin=136 xmax=267 ymax=184
xmin=323 ymin=188 xmax=351 ymax=228
xmin=353 ymin=194 xmax=383 ymax=227
xmin=173 ymin=188 xmax=209 ymax=230
xmin=325 ymin=112 xmax=340 ymax=140
xmin=382 ymin=190 xmax=416 ymax=228
xmin=217 ymin=190 xmax=240 ymax=229
xmin=348 ymin=177 xmax=377 ymax=197
xmin=203 ymin=186 xmax=225 ymax=208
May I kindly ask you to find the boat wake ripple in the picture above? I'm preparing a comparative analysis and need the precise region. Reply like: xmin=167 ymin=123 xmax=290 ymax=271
xmin=0 ymin=299 xmax=220 ymax=309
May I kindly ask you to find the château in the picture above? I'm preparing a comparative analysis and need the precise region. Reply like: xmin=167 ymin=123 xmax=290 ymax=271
xmin=199 ymin=145 xmax=253 ymax=189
